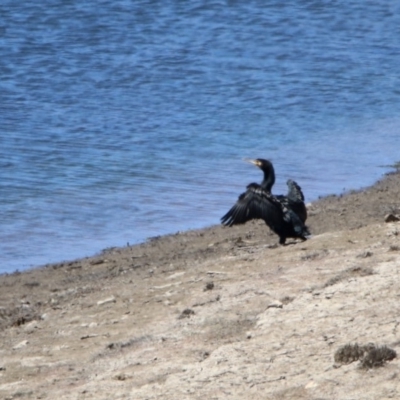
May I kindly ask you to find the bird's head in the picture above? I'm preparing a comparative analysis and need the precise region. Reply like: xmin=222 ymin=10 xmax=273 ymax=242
xmin=244 ymin=158 xmax=273 ymax=171
xmin=243 ymin=158 xmax=275 ymax=191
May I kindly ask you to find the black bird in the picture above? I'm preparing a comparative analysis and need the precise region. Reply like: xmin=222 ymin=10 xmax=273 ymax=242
xmin=221 ymin=159 xmax=310 ymax=245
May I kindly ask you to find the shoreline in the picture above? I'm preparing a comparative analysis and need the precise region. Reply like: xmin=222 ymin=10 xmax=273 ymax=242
xmin=7 ymin=165 xmax=400 ymax=275
xmin=1 ymin=168 xmax=400 ymax=399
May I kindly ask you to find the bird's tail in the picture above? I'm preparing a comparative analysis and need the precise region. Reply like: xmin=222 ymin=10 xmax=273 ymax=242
xmin=301 ymin=224 xmax=312 ymax=238
xmin=283 ymin=206 xmax=311 ymax=239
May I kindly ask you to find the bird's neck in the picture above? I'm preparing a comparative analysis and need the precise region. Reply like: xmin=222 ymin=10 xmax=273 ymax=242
xmin=261 ymin=171 xmax=275 ymax=192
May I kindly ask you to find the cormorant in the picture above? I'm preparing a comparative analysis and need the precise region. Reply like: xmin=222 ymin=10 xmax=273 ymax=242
xmin=221 ymin=159 xmax=310 ymax=245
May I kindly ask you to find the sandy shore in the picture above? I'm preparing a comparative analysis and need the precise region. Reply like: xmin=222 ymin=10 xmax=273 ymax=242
xmin=1 ymin=169 xmax=400 ymax=399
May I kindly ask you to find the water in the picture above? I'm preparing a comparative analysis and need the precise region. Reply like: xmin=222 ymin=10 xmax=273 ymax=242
xmin=1 ymin=1 xmax=400 ymax=273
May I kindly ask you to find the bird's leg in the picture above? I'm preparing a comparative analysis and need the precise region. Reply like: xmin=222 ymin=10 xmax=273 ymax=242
xmin=279 ymin=237 xmax=286 ymax=245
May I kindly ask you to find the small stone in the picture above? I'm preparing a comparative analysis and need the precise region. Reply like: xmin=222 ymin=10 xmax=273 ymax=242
xmin=178 ymin=308 xmax=195 ymax=319
xmin=114 ymin=373 xmax=129 ymax=381
xmin=50 ymin=298 xmax=59 ymax=306
xmin=24 ymin=320 xmax=38 ymax=333
xmin=280 ymin=296 xmax=295 ymax=305
xmin=13 ymin=340 xmax=29 ymax=350
xmin=305 ymin=381 xmax=318 ymax=389
xmin=267 ymin=300 xmax=283 ymax=309
xmin=357 ymin=251 xmax=373 ymax=258
xmin=97 ymin=296 xmax=116 ymax=306
xmin=80 ymin=334 xmax=99 ymax=340
xmin=90 ymin=259 xmax=106 ymax=265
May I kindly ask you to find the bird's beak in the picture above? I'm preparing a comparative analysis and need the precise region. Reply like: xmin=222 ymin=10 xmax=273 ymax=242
xmin=243 ymin=158 xmax=260 ymax=167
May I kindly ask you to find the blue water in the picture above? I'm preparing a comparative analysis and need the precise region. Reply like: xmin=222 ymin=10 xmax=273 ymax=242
xmin=1 ymin=1 xmax=400 ymax=273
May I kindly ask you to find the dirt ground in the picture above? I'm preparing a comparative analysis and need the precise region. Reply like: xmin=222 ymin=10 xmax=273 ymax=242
xmin=1 ymin=169 xmax=400 ymax=400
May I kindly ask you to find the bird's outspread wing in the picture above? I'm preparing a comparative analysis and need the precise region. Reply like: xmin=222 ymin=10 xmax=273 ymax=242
xmin=221 ymin=183 xmax=283 ymax=227
xmin=286 ymin=179 xmax=305 ymax=202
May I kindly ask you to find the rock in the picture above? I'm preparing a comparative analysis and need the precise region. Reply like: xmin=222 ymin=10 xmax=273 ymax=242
xmin=24 ymin=320 xmax=39 ymax=333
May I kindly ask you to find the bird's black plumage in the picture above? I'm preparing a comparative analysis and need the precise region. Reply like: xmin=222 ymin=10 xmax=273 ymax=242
xmin=221 ymin=159 xmax=310 ymax=245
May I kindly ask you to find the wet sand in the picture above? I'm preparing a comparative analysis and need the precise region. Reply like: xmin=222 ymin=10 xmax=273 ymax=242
xmin=1 ymin=169 xmax=400 ymax=399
